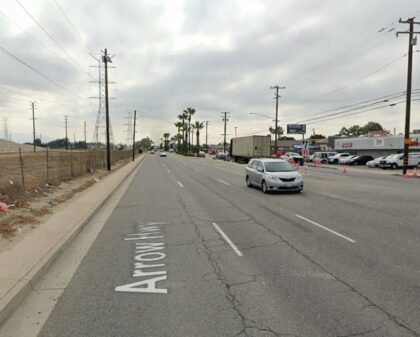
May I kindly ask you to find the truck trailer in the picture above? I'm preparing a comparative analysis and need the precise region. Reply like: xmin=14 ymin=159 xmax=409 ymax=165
xmin=230 ymin=135 xmax=271 ymax=162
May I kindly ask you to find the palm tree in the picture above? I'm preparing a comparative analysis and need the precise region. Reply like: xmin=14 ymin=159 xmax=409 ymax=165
xmin=183 ymin=107 xmax=196 ymax=152
xmin=174 ymin=122 xmax=183 ymax=151
xmin=193 ymin=121 xmax=204 ymax=155
xmin=163 ymin=132 xmax=170 ymax=151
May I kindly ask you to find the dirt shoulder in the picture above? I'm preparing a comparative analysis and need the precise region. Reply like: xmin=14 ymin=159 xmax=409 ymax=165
xmin=0 ymin=169 xmax=111 ymax=254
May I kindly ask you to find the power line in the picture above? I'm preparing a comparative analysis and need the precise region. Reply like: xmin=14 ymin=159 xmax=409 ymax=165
xmin=295 ymin=92 xmax=420 ymax=124
xmin=303 ymin=98 xmax=420 ymax=125
xmin=15 ymin=0 xmax=92 ymax=79
xmin=53 ymin=0 xmax=93 ymax=54
xmin=0 ymin=44 xmax=83 ymax=98
xmin=0 ymin=9 xmax=85 ymax=74
xmin=294 ymin=54 xmax=407 ymax=105
xmin=0 ymin=45 xmax=83 ymax=98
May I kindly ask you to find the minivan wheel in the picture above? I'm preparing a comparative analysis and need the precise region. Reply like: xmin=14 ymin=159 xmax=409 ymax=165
xmin=262 ymin=180 xmax=268 ymax=193
xmin=246 ymin=176 xmax=252 ymax=187
xmin=391 ymin=163 xmax=398 ymax=169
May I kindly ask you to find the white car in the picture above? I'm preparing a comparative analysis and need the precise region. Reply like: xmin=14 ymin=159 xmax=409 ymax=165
xmin=328 ymin=153 xmax=350 ymax=164
xmin=160 ymin=152 xmax=168 ymax=157
xmin=366 ymin=156 xmax=386 ymax=168
xmin=339 ymin=155 xmax=357 ymax=165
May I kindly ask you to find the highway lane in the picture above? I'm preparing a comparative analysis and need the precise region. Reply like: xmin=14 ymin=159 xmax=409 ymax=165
xmin=2 ymin=153 xmax=418 ymax=337
xmin=167 ymin=154 xmax=420 ymax=335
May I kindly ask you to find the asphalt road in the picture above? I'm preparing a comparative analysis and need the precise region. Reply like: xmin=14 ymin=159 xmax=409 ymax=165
xmin=10 ymin=154 xmax=420 ymax=337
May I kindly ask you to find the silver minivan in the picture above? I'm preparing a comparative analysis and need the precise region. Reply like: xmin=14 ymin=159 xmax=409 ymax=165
xmin=245 ymin=158 xmax=303 ymax=193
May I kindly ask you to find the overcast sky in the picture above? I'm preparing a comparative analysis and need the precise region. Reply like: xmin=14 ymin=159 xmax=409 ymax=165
xmin=0 ymin=0 xmax=420 ymax=145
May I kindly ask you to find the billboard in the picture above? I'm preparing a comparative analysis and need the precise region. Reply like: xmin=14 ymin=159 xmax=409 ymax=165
xmin=287 ymin=124 xmax=306 ymax=134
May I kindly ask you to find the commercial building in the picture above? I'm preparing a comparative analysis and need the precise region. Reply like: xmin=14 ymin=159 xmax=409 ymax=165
xmin=334 ymin=133 xmax=420 ymax=157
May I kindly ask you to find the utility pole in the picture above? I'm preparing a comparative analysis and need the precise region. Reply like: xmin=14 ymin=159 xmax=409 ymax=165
xmin=103 ymin=48 xmax=112 ymax=171
xmin=397 ymin=18 xmax=420 ymax=174
xmin=234 ymin=126 xmax=238 ymax=138
xmin=83 ymin=121 xmax=87 ymax=144
xmin=221 ymin=112 xmax=230 ymax=155
xmin=64 ymin=115 xmax=69 ymax=151
xmin=30 ymin=102 xmax=37 ymax=152
xmin=132 ymin=110 xmax=137 ymax=161
xmin=205 ymin=121 xmax=209 ymax=152
xmin=270 ymin=85 xmax=286 ymax=157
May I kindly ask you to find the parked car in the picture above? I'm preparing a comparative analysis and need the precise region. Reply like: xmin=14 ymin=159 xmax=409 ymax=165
xmin=245 ymin=158 xmax=303 ymax=193
xmin=338 ymin=155 xmax=357 ymax=165
xmin=328 ymin=153 xmax=350 ymax=164
xmin=347 ymin=155 xmax=374 ymax=166
xmin=214 ymin=152 xmax=227 ymax=160
xmin=198 ymin=151 xmax=205 ymax=157
xmin=380 ymin=153 xmax=420 ymax=169
xmin=281 ymin=152 xmax=304 ymax=166
xmin=160 ymin=152 xmax=167 ymax=157
xmin=169 ymin=148 xmax=175 ymax=153
xmin=366 ymin=156 xmax=386 ymax=168
xmin=312 ymin=151 xmax=337 ymax=164
xmin=150 ymin=150 xmax=155 ymax=154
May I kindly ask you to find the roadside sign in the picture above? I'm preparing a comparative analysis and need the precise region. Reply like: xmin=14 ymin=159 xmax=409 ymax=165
xmin=287 ymin=124 xmax=306 ymax=134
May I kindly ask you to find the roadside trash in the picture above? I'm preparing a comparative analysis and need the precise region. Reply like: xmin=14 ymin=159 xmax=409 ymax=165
xmin=8 ymin=203 xmax=15 ymax=209
xmin=0 ymin=202 xmax=8 ymax=213
xmin=34 ymin=189 xmax=38 ymax=193
xmin=47 ymin=199 xmax=54 ymax=205
xmin=9 ymin=181 xmax=13 ymax=185
xmin=94 ymin=178 xmax=100 ymax=182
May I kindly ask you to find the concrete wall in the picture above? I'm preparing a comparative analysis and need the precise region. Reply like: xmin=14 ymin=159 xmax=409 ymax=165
xmin=334 ymin=134 xmax=420 ymax=157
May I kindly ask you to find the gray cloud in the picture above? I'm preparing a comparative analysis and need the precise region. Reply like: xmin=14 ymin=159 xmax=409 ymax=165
xmin=0 ymin=0 xmax=419 ymax=145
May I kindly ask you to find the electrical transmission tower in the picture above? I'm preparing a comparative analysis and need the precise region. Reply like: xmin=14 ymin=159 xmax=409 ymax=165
xmin=2 ymin=118 xmax=9 ymax=140
xmin=89 ymin=54 xmax=116 ymax=148
xmin=124 ymin=110 xmax=133 ymax=146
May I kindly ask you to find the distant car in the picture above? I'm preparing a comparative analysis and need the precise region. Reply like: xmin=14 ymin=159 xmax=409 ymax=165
xmin=160 ymin=152 xmax=167 ymax=157
xmin=150 ymin=150 xmax=155 ymax=154
xmin=366 ymin=156 xmax=386 ymax=168
xmin=245 ymin=158 xmax=303 ymax=193
xmin=339 ymin=155 xmax=357 ymax=165
xmin=281 ymin=152 xmax=304 ymax=166
xmin=214 ymin=152 xmax=227 ymax=160
xmin=348 ymin=155 xmax=374 ymax=166
xmin=169 ymin=148 xmax=175 ymax=153
xmin=312 ymin=151 xmax=337 ymax=164
xmin=198 ymin=151 xmax=205 ymax=157
xmin=328 ymin=153 xmax=350 ymax=164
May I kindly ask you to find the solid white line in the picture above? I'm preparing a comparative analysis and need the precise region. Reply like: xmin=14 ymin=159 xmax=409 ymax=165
xmin=217 ymin=179 xmax=230 ymax=186
xmin=177 ymin=181 xmax=184 ymax=188
xmin=212 ymin=222 xmax=243 ymax=256
xmin=295 ymin=214 xmax=356 ymax=243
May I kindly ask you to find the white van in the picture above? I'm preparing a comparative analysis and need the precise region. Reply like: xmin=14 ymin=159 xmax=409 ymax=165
xmin=383 ymin=153 xmax=420 ymax=169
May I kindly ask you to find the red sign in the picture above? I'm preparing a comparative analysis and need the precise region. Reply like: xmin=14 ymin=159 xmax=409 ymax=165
xmin=341 ymin=142 xmax=352 ymax=148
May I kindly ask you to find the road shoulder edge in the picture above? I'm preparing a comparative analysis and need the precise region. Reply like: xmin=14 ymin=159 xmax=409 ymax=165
xmin=0 ymin=154 xmax=146 ymax=327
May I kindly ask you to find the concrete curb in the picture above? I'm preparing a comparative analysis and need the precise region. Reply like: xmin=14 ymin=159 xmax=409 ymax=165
xmin=306 ymin=164 xmax=339 ymax=171
xmin=0 ymin=154 xmax=146 ymax=327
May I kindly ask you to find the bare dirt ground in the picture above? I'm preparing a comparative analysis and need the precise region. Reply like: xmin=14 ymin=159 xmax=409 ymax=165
xmin=0 ymin=170 xmax=109 ymax=254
